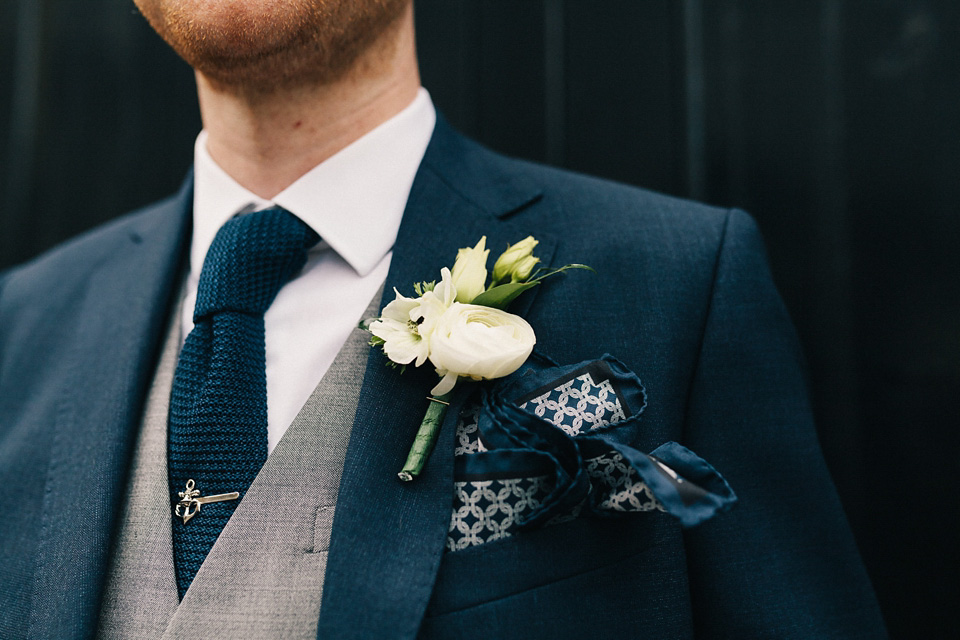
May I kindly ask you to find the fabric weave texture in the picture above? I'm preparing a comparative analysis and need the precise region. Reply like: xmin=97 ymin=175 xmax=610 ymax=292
xmin=168 ymin=207 xmax=318 ymax=598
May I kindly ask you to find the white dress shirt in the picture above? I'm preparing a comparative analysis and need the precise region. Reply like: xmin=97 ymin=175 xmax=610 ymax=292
xmin=184 ymin=88 xmax=436 ymax=452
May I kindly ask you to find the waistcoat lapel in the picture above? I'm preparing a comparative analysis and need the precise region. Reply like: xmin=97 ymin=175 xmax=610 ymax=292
xmin=159 ymin=291 xmax=384 ymax=640
xmin=316 ymin=118 xmax=556 ymax=639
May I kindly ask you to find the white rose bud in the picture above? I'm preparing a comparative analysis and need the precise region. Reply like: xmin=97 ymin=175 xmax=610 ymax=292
xmin=492 ymin=236 xmax=539 ymax=283
xmin=450 ymin=236 xmax=489 ymax=303
xmin=511 ymin=254 xmax=540 ymax=282
xmin=428 ymin=303 xmax=536 ymax=396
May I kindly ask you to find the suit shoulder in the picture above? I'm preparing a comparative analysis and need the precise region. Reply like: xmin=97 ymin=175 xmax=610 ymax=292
xmin=426 ymin=126 xmax=735 ymax=246
xmin=468 ymin=146 xmax=740 ymax=264
xmin=517 ymin=156 xmax=729 ymax=228
xmin=1 ymin=192 xmax=185 ymax=308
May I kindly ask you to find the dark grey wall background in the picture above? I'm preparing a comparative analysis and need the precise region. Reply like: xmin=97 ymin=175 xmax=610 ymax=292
xmin=2 ymin=1 xmax=957 ymax=637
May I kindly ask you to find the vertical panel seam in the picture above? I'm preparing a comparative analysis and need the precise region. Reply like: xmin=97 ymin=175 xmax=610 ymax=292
xmin=543 ymin=0 xmax=566 ymax=166
xmin=3 ymin=0 xmax=44 ymax=263
xmin=682 ymin=0 xmax=706 ymax=200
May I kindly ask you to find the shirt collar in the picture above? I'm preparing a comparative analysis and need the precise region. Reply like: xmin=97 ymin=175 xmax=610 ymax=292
xmin=191 ymin=88 xmax=436 ymax=277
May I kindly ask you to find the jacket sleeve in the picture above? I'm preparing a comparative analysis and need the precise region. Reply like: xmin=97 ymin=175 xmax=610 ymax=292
xmin=681 ymin=209 xmax=887 ymax=638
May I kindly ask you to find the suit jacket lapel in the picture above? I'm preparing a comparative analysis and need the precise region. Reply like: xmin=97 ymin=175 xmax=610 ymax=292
xmin=317 ymin=118 xmax=556 ymax=639
xmin=28 ymin=180 xmax=191 ymax=640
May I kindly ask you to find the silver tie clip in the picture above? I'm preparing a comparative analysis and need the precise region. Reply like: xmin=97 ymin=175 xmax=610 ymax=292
xmin=174 ymin=479 xmax=239 ymax=524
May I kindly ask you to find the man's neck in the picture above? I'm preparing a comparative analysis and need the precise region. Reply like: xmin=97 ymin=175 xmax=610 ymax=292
xmin=195 ymin=7 xmax=421 ymax=200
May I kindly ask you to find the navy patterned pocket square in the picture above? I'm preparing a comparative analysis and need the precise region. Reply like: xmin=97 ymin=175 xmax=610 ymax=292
xmin=447 ymin=355 xmax=737 ymax=551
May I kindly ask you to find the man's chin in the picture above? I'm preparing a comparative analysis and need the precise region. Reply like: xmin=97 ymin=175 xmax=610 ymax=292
xmin=134 ymin=0 xmax=409 ymax=93
xmin=191 ymin=47 xmax=340 ymax=95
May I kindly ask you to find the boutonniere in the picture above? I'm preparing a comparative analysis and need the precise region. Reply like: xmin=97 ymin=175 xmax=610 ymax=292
xmin=364 ymin=236 xmax=591 ymax=481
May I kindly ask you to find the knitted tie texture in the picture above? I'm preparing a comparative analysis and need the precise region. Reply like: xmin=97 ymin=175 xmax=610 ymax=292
xmin=169 ymin=207 xmax=318 ymax=598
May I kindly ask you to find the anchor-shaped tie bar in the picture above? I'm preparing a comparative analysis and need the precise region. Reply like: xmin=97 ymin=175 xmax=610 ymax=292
xmin=174 ymin=479 xmax=239 ymax=524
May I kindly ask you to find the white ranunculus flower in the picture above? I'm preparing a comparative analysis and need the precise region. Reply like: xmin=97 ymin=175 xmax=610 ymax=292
xmin=449 ymin=236 xmax=489 ymax=303
xmin=427 ymin=303 xmax=536 ymax=395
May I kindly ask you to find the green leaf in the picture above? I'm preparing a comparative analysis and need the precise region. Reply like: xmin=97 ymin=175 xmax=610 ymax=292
xmin=470 ymin=281 xmax=540 ymax=309
xmin=528 ymin=263 xmax=596 ymax=284
xmin=471 ymin=263 xmax=594 ymax=310
xmin=413 ymin=280 xmax=436 ymax=296
xmin=384 ymin=359 xmax=407 ymax=375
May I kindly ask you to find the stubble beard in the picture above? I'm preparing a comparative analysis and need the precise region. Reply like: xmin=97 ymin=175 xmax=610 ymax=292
xmin=134 ymin=0 xmax=411 ymax=95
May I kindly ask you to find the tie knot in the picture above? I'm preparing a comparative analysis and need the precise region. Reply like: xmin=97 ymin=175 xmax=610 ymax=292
xmin=194 ymin=208 xmax=319 ymax=318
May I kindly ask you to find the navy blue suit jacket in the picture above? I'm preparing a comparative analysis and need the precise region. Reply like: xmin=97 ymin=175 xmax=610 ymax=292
xmin=0 ymin=117 xmax=885 ymax=638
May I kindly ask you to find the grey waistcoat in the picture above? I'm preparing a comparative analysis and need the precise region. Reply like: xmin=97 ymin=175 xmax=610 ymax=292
xmin=97 ymin=292 xmax=379 ymax=639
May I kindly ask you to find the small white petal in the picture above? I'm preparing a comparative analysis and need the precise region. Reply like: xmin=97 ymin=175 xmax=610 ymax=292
xmin=370 ymin=318 xmax=426 ymax=366
xmin=384 ymin=331 xmax=429 ymax=366
xmin=431 ymin=370 xmax=460 ymax=396
xmin=381 ymin=289 xmax=420 ymax=322
xmin=433 ymin=268 xmax=458 ymax=307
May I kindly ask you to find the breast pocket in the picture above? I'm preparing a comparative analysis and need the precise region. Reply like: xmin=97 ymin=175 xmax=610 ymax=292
xmin=422 ymin=514 xmax=693 ymax=640
xmin=428 ymin=512 xmax=670 ymax=616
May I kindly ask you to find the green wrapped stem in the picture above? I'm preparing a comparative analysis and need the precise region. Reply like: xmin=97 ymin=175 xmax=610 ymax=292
xmin=398 ymin=392 xmax=452 ymax=482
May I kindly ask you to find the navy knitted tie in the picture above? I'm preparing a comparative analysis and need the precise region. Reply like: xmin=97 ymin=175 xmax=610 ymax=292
xmin=169 ymin=207 xmax=318 ymax=598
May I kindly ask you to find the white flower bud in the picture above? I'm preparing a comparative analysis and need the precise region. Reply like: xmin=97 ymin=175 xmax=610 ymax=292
xmin=511 ymin=254 xmax=540 ymax=282
xmin=450 ymin=236 xmax=489 ymax=303
xmin=492 ymin=236 xmax=539 ymax=283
